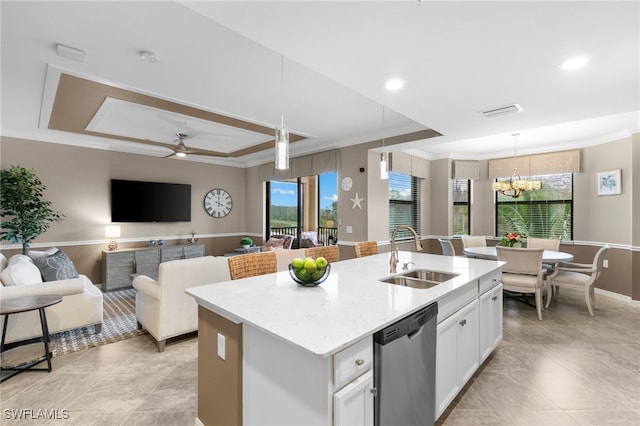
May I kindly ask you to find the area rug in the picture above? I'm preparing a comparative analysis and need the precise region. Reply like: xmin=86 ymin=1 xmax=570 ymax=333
xmin=50 ymin=287 xmax=146 ymax=357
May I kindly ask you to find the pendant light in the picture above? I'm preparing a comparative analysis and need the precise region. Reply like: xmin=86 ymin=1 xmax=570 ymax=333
xmin=275 ymin=55 xmax=289 ymax=170
xmin=380 ymin=106 xmax=389 ymax=180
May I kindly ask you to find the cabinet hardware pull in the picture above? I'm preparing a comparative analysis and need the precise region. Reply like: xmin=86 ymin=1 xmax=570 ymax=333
xmin=371 ymin=387 xmax=378 ymax=396
xmin=355 ymin=359 xmax=364 ymax=366
xmin=492 ymin=296 xmax=498 ymax=301
xmin=459 ymin=319 xmax=466 ymax=326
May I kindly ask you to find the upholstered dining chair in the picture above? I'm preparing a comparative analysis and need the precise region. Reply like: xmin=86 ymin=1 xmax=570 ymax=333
xmin=461 ymin=235 xmax=486 ymax=249
xmin=354 ymin=241 xmax=378 ymax=258
xmin=546 ymin=245 xmax=609 ymax=316
xmin=228 ymin=251 xmax=277 ymax=280
xmin=526 ymin=237 xmax=562 ymax=292
xmin=496 ymin=247 xmax=546 ymax=320
xmin=305 ymin=245 xmax=340 ymax=263
xmin=438 ymin=239 xmax=456 ymax=256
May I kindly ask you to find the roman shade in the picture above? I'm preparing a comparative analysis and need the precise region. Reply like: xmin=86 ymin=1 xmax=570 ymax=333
xmin=453 ymin=160 xmax=480 ymax=180
xmin=389 ymin=152 xmax=429 ymax=178
xmin=257 ymin=150 xmax=338 ymax=181
xmin=489 ymin=149 xmax=581 ymax=178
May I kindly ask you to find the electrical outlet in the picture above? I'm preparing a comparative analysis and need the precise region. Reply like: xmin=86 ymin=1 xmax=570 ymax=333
xmin=346 ymin=226 xmax=353 ymax=234
xmin=603 ymin=259 xmax=608 ymax=268
xmin=217 ymin=333 xmax=226 ymax=360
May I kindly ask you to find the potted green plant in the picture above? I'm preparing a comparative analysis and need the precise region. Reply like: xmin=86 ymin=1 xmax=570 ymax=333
xmin=240 ymin=237 xmax=253 ymax=249
xmin=1 ymin=165 xmax=63 ymax=254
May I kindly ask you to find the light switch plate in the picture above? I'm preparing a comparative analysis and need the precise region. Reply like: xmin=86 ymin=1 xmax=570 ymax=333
xmin=346 ymin=226 xmax=353 ymax=233
xmin=603 ymin=259 xmax=608 ymax=268
xmin=217 ymin=333 xmax=225 ymax=360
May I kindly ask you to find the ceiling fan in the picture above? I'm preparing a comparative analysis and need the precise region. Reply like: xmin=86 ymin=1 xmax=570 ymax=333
xmin=143 ymin=133 xmax=228 ymax=158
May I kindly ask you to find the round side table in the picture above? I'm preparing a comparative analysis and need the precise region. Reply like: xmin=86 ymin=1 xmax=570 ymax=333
xmin=1 ymin=294 xmax=62 ymax=382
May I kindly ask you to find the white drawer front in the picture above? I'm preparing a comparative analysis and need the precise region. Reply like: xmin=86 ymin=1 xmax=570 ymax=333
xmin=334 ymin=337 xmax=373 ymax=391
xmin=479 ymin=270 xmax=502 ymax=294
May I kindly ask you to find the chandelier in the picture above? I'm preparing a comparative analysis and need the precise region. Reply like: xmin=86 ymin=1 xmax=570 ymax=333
xmin=492 ymin=133 xmax=542 ymax=198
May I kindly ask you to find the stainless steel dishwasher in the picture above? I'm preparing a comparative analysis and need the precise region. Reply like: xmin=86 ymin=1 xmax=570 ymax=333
xmin=373 ymin=302 xmax=438 ymax=426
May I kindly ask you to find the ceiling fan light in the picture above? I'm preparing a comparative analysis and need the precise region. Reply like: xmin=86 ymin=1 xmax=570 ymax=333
xmin=175 ymin=152 xmax=186 ymax=158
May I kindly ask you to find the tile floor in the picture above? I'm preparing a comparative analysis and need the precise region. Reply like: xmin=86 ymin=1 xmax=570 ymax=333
xmin=1 ymin=287 xmax=638 ymax=425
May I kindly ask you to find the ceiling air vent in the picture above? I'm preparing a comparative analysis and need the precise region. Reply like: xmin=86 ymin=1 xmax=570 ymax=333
xmin=481 ymin=104 xmax=523 ymax=118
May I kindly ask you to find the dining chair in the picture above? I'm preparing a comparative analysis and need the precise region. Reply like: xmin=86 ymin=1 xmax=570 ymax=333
xmin=496 ymin=246 xmax=546 ymax=320
xmin=228 ymin=251 xmax=277 ymax=280
xmin=526 ymin=237 xmax=561 ymax=292
xmin=305 ymin=245 xmax=340 ymax=263
xmin=461 ymin=235 xmax=486 ymax=249
xmin=354 ymin=241 xmax=378 ymax=258
xmin=546 ymin=245 xmax=609 ymax=316
xmin=438 ymin=239 xmax=456 ymax=256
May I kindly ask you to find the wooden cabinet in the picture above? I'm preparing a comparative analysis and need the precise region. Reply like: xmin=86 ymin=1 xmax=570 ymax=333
xmin=435 ymin=298 xmax=479 ymax=420
xmin=101 ymin=244 xmax=204 ymax=291
xmin=479 ymin=283 xmax=503 ymax=362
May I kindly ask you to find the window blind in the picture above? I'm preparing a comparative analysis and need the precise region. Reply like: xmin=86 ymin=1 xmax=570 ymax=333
xmin=389 ymin=171 xmax=421 ymax=238
xmin=453 ymin=179 xmax=470 ymax=235
xmin=495 ymin=173 xmax=573 ymax=240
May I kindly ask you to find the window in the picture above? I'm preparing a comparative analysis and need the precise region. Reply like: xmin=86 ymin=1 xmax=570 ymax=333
xmin=453 ymin=179 xmax=470 ymax=235
xmin=318 ymin=172 xmax=337 ymax=228
xmin=389 ymin=172 xmax=421 ymax=238
xmin=495 ymin=173 xmax=573 ymax=240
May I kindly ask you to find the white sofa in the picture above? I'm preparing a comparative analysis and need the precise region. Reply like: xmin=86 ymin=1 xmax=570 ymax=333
xmin=132 ymin=255 xmax=231 ymax=352
xmin=0 ymin=253 xmax=104 ymax=344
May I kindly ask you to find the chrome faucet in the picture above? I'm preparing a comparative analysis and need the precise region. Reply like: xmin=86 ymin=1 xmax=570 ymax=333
xmin=389 ymin=225 xmax=423 ymax=273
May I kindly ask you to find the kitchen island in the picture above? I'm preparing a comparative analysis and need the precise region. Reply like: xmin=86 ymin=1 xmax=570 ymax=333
xmin=187 ymin=251 xmax=503 ymax=426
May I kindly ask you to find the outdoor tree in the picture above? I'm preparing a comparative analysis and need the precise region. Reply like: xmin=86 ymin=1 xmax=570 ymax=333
xmin=1 ymin=165 xmax=63 ymax=254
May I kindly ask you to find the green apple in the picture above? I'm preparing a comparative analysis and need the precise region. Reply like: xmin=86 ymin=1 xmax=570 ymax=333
xmin=315 ymin=256 xmax=328 ymax=270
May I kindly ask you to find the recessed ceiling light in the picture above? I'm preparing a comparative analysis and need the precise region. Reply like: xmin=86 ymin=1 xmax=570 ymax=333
xmin=140 ymin=50 xmax=160 ymax=63
xmin=560 ymin=56 xmax=589 ymax=70
xmin=385 ymin=78 xmax=405 ymax=91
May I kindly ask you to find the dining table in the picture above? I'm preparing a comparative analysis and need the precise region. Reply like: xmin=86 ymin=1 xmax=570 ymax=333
xmin=462 ymin=246 xmax=574 ymax=263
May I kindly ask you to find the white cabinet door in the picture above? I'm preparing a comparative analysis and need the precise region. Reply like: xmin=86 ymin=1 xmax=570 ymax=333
xmin=479 ymin=283 xmax=503 ymax=362
xmin=334 ymin=370 xmax=374 ymax=426
xmin=457 ymin=299 xmax=479 ymax=385
xmin=435 ymin=311 xmax=461 ymax=419
xmin=435 ymin=299 xmax=480 ymax=420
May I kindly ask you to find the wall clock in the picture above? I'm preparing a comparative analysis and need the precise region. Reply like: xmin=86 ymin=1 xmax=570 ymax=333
xmin=341 ymin=176 xmax=353 ymax=191
xmin=204 ymin=188 xmax=233 ymax=218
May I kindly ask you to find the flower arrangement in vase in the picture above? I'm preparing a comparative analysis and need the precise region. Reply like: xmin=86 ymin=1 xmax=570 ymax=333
xmin=500 ymin=232 xmax=524 ymax=247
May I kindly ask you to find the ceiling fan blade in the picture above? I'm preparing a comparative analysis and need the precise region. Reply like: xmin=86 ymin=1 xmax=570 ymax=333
xmin=163 ymin=152 xmax=176 ymax=158
xmin=141 ymin=138 xmax=177 ymax=150
xmin=185 ymin=147 xmax=229 ymax=157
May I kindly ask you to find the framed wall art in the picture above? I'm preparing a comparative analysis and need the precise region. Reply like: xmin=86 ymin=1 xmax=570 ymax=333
xmin=596 ymin=169 xmax=622 ymax=196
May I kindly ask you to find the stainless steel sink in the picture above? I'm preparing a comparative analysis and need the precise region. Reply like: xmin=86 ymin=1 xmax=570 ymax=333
xmin=399 ymin=269 xmax=459 ymax=283
xmin=380 ymin=269 xmax=459 ymax=289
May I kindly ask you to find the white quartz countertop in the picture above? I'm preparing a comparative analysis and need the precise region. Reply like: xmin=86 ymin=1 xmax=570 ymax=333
xmin=187 ymin=251 xmax=502 ymax=357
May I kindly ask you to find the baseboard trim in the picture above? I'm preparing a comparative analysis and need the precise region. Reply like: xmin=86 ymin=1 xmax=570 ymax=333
xmin=595 ymin=287 xmax=639 ymax=307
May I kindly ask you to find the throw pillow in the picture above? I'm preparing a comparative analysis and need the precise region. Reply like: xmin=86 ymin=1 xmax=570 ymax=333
xmin=33 ymin=250 xmax=79 ymax=281
xmin=262 ymin=238 xmax=285 ymax=252
xmin=27 ymin=247 xmax=59 ymax=260
xmin=302 ymin=231 xmax=319 ymax=245
xmin=0 ymin=260 xmax=44 ymax=286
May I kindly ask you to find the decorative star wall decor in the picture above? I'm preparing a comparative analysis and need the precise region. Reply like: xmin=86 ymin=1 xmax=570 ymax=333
xmin=351 ymin=192 xmax=364 ymax=209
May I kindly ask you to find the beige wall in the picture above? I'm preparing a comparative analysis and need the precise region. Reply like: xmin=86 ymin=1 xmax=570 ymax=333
xmin=0 ymin=137 xmax=249 ymax=282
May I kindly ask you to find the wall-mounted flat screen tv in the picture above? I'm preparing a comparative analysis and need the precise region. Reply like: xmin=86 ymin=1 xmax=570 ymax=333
xmin=111 ymin=179 xmax=191 ymax=222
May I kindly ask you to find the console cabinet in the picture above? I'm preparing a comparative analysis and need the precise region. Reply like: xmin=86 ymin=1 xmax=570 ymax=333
xmin=101 ymin=244 xmax=205 ymax=291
